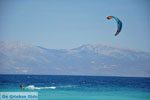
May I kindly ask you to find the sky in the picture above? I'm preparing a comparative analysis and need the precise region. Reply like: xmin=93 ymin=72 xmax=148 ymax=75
xmin=0 ymin=0 xmax=150 ymax=51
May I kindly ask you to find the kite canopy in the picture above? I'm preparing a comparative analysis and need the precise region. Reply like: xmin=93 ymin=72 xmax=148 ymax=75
xmin=107 ymin=16 xmax=122 ymax=36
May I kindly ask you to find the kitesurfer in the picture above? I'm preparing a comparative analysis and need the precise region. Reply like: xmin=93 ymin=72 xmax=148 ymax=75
xmin=20 ymin=84 xmax=25 ymax=90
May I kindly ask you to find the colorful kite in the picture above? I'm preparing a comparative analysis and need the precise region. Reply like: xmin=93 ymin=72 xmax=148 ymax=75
xmin=107 ymin=16 xmax=122 ymax=36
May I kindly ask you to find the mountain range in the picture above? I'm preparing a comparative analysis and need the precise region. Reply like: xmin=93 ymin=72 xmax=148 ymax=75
xmin=0 ymin=41 xmax=150 ymax=77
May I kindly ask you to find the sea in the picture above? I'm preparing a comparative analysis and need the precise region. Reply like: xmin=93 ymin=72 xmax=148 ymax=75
xmin=0 ymin=75 xmax=150 ymax=100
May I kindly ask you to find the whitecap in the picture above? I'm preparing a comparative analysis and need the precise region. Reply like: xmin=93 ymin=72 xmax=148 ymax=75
xmin=25 ymin=85 xmax=56 ymax=90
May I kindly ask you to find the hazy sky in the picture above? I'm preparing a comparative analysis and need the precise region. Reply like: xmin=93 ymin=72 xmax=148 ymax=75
xmin=0 ymin=0 xmax=149 ymax=51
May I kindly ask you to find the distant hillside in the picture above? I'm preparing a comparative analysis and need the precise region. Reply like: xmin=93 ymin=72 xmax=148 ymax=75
xmin=0 ymin=41 xmax=150 ymax=77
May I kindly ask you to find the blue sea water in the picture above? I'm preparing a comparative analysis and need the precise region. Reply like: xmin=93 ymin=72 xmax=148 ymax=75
xmin=0 ymin=75 xmax=150 ymax=100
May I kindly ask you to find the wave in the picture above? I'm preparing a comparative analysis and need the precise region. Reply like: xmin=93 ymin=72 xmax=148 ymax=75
xmin=58 ymin=85 xmax=76 ymax=88
xmin=25 ymin=85 xmax=56 ymax=90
